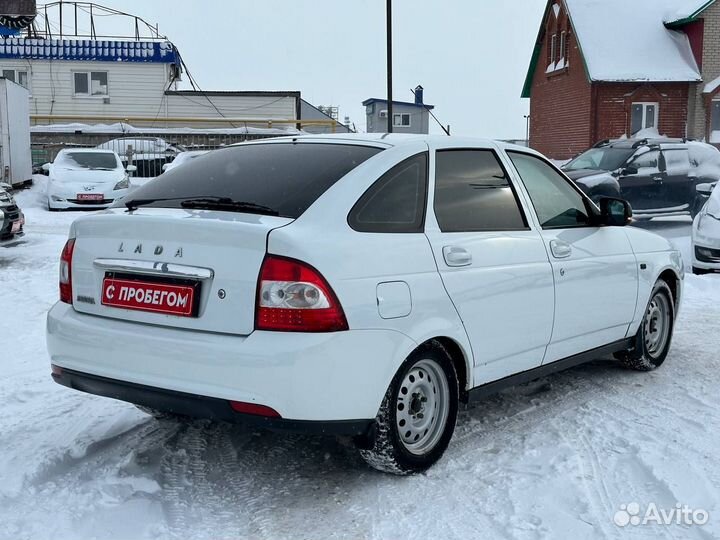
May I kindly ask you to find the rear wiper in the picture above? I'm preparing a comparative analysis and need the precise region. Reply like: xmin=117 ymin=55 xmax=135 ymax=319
xmin=180 ymin=198 xmax=280 ymax=216
xmin=125 ymin=196 xmax=279 ymax=216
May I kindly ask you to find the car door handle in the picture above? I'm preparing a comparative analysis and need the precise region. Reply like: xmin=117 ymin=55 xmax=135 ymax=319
xmin=443 ymin=246 xmax=472 ymax=267
xmin=550 ymin=240 xmax=572 ymax=259
xmin=652 ymin=176 xmax=664 ymax=183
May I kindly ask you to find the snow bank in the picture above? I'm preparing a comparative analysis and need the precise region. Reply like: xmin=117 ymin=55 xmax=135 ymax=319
xmin=564 ymin=0 xmax=701 ymax=82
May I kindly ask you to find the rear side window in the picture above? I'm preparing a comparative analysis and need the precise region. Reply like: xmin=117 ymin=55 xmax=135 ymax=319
xmin=348 ymin=152 xmax=428 ymax=233
xmin=663 ymin=149 xmax=691 ymax=176
xmin=120 ymin=143 xmax=383 ymax=218
xmin=434 ymin=149 xmax=528 ymax=232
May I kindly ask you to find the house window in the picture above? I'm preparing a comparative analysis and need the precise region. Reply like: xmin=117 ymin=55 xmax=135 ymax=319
xmin=550 ymin=34 xmax=557 ymax=64
xmin=73 ymin=71 xmax=108 ymax=97
xmin=559 ymin=32 xmax=566 ymax=60
xmin=2 ymin=69 xmax=29 ymax=90
xmin=630 ymin=102 xmax=659 ymax=135
xmin=711 ymin=100 xmax=720 ymax=133
xmin=393 ymin=113 xmax=411 ymax=127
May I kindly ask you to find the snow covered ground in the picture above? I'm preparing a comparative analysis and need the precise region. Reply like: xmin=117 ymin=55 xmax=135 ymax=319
xmin=1 ymin=178 xmax=719 ymax=539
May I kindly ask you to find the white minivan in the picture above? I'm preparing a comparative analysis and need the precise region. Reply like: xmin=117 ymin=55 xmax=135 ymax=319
xmin=47 ymin=135 xmax=683 ymax=474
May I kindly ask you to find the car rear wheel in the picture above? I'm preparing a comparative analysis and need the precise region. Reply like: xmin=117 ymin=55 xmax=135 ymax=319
xmin=615 ymin=279 xmax=675 ymax=371
xmin=358 ymin=342 xmax=458 ymax=475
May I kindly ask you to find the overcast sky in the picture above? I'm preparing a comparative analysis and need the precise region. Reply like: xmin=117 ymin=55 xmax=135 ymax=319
xmin=45 ymin=0 xmax=546 ymax=138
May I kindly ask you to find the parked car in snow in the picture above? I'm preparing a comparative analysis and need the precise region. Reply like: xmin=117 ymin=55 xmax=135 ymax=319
xmin=692 ymin=182 xmax=720 ymax=274
xmin=0 ymin=183 xmax=24 ymax=244
xmin=97 ymin=137 xmax=184 ymax=178
xmin=562 ymin=138 xmax=720 ymax=220
xmin=47 ymin=135 xmax=683 ymax=474
xmin=45 ymin=149 xmax=136 ymax=211
xmin=161 ymin=150 xmax=210 ymax=173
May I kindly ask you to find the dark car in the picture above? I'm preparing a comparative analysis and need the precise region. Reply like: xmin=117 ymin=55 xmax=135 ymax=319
xmin=0 ymin=183 xmax=25 ymax=245
xmin=562 ymin=138 xmax=720 ymax=219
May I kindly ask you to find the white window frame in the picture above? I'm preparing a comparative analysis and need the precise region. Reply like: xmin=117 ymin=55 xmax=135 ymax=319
xmin=2 ymin=68 xmax=30 ymax=93
xmin=711 ymin=98 xmax=720 ymax=133
xmin=393 ymin=113 xmax=411 ymax=128
xmin=72 ymin=70 xmax=109 ymax=98
xmin=559 ymin=31 xmax=566 ymax=60
xmin=631 ymin=102 xmax=659 ymax=134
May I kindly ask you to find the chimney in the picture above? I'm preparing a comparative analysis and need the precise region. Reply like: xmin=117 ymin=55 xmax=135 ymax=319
xmin=414 ymin=85 xmax=424 ymax=106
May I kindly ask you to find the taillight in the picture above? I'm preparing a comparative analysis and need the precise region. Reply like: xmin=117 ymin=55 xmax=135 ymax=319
xmin=229 ymin=400 xmax=281 ymax=417
xmin=256 ymin=255 xmax=348 ymax=332
xmin=59 ymin=238 xmax=75 ymax=304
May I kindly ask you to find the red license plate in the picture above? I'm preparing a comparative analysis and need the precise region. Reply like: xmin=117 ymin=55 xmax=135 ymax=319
xmin=77 ymin=193 xmax=104 ymax=201
xmin=101 ymin=278 xmax=196 ymax=317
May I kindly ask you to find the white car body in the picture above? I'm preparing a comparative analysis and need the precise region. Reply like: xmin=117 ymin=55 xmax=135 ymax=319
xmin=46 ymin=149 xmax=131 ymax=210
xmin=691 ymin=184 xmax=720 ymax=272
xmin=46 ymin=135 xmax=683 ymax=468
xmin=162 ymin=151 xmax=209 ymax=173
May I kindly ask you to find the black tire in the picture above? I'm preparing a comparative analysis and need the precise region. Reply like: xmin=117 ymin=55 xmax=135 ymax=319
xmin=615 ymin=279 xmax=675 ymax=371
xmin=692 ymin=266 xmax=711 ymax=275
xmin=358 ymin=341 xmax=459 ymax=475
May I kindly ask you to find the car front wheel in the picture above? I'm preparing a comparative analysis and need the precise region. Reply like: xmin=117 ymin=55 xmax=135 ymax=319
xmin=615 ymin=279 xmax=675 ymax=371
xmin=358 ymin=342 xmax=458 ymax=475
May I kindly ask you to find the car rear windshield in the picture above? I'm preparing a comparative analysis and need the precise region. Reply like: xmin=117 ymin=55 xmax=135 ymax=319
xmin=58 ymin=152 xmax=119 ymax=170
xmin=120 ymin=143 xmax=383 ymax=218
xmin=564 ymin=147 xmax=635 ymax=172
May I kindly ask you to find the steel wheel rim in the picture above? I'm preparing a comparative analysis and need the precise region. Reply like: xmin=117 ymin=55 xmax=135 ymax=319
xmin=643 ymin=292 xmax=670 ymax=358
xmin=395 ymin=358 xmax=450 ymax=456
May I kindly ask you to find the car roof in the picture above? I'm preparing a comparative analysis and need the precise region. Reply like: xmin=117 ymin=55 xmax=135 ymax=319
xmin=233 ymin=133 xmax=531 ymax=152
xmin=58 ymin=148 xmax=120 ymax=155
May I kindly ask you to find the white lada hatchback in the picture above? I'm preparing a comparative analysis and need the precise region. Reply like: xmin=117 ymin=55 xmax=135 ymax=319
xmin=47 ymin=135 xmax=683 ymax=474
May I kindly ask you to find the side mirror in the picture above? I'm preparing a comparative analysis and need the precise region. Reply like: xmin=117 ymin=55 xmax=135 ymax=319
xmin=42 ymin=163 xmax=51 ymax=172
xmin=161 ymin=163 xmax=170 ymax=172
xmin=125 ymin=164 xmax=138 ymax=173
xmin=599 ymin=197 xmax=632 ymax=226
xmin=621 ymin=165 xmax=638 ymax=176
xmin=696 ymin=183 xmax=715 ymax=197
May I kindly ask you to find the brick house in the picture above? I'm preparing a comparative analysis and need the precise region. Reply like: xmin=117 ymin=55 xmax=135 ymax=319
xmin=522 ymin=0 xmax=720 ymax=160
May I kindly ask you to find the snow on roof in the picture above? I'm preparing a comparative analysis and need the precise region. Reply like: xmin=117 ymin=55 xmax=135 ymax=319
xmin=704 ymin=75 xmax=720 ymax=94
xmin=664 ymin=0 xmax=716 ymax=25
xmin=30 ymin=122 xmax=303 ymax=136
xmin=564 ymin=0 xmax=702 ymax=82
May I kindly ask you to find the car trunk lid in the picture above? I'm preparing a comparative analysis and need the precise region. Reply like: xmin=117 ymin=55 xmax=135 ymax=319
xmin=70 ymin=208 xmax=292 ymax=335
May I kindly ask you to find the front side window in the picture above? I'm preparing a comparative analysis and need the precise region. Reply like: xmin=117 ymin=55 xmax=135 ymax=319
xmin=631 ymin=102 xmax=658 ymax=135
xmin=120 ymin=143 xmax=383 ymax=219
xmin=628 ymin=149 xmax=661 ymax=174
xmin=508 ymin=151 xmax=592 ymax=229
xmin=74 ymin=71 xmax=108 ymax=96
xmin=564 ymin=147 xmax=635 ymax=172
xmin=393 ymin=113 xmax=411 ymax=127
xmin=348 ymin=152 xmax=427 ymax=233
xmin=434 ymin=149 xmax=528 ymax=232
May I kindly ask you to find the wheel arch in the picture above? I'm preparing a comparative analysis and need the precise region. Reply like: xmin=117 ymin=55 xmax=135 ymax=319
xmin=657 ymin=268 xmax=681 ymax=312
xmin=420 ymin=336 xmax=472 ymax=403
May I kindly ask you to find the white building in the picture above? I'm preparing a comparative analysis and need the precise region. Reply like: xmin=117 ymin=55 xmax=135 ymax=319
xmin=0 ymin=37 xmax=347 ymax=131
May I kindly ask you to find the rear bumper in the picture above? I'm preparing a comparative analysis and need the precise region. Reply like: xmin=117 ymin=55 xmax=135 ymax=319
xmin=52 ymin=367 xmax=374 ymax=436
xmin=47 ymin=302 xmax=415 ymax=422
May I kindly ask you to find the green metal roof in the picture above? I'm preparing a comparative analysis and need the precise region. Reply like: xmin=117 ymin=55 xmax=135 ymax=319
xmin=665 ymin=0 xmax=717 ymax=28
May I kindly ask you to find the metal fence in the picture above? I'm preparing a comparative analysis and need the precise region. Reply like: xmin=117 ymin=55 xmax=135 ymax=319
xmin=31 ymin=130 xmax=286 ymax=178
